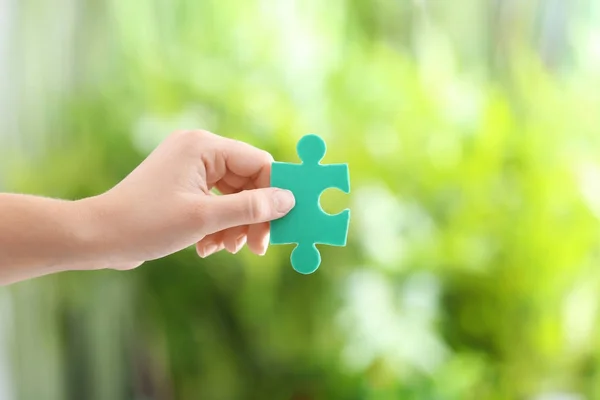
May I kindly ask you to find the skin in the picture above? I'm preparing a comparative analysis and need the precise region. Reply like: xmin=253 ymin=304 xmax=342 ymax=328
xmin=0 ymin=130 xmax=295 ymax=285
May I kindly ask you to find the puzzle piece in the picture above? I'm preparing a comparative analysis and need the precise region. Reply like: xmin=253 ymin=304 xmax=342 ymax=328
xmin=270 ymin=134 xmax=350 ymax=274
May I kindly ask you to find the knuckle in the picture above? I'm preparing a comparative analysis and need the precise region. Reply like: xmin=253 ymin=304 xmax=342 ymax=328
xmin=174 ymin=130 xmax=212 ymax=146
xmin=171 ymin=130 xmax=213 ymax=157
xmin=247 ymin=192 xmax=270 ymax=221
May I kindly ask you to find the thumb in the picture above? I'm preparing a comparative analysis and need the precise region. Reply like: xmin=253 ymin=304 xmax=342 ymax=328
xmin=201 ymin=188 xmax=295 ymax=233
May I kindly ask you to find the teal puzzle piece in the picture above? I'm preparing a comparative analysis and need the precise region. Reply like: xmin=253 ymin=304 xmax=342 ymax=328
xmin=270 ymin=134 xmax=350 ymax=274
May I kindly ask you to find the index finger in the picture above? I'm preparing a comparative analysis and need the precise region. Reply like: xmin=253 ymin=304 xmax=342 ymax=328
xmin=210 ymin=134 xmax=274 ymax=189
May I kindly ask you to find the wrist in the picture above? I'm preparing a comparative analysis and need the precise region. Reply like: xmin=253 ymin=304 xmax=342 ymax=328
xmin=68 ymin=195 xmax=124 ymax=270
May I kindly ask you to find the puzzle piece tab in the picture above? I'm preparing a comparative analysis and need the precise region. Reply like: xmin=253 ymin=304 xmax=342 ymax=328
xmin=270 ymin=134 xmax=350 ymax=274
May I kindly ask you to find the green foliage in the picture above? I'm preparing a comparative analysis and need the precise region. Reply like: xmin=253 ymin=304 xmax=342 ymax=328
xmin=3 ymin=1 xmax=600 ymax=399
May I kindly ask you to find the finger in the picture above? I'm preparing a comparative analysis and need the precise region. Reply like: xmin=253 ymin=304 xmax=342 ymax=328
xmin=215 ymin=180 xmax=237 ymax=195
xmin=246 ymin=222 xmax=270 ymax=255
xmin=204 ymin=134 xmax=274 ymax=189
xmin=222 ymin=225 xmax=248 ymax=254
xmin=196 ymin=231 xmax=226 ymax=258
xmin=222 ymin=170 xmax=249 ymax=191
xmin=216 ymin=180 xmax=257 ymax=196
xmin=200 ymin=187 xmax=294 ymax=234
xmin=197 ymin=231 xmax=222 ymax=250
xmin=197 ymin=241 xmax=225 ymax=258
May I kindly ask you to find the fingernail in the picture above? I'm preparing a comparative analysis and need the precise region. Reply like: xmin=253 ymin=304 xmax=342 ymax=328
xmin=273 ymin=189 xmax=295 ymax=214
xmin=258 ymin=235 xmax=269 ymax=256
xmin=233 ymin=236 xmax=245 ymax=254
xmin=202 ymin=243 xmax=218 ymax=257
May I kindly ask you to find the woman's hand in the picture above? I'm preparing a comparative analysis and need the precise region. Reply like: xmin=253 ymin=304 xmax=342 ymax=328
xmin=85 ymin=130 xmax=295 ymax=269
xmin=0 ymin=130 xmax=295 ymax=284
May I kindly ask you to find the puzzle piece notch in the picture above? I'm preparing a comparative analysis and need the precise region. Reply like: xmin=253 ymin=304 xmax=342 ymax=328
xmin=270 ymin=134 xmax=350 ymax=274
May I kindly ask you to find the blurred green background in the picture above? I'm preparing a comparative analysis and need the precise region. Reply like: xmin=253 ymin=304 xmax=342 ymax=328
xmin=1 ymin=0 xmax=600 ymax=399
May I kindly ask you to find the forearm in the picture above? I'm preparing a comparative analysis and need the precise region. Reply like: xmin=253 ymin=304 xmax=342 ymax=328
xmin=0 ymin=193 xmax=102 ymax=285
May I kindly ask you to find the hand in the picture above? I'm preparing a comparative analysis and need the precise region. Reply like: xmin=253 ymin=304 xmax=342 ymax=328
xmin=83 ymin=130 xmax=295 ymax=270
